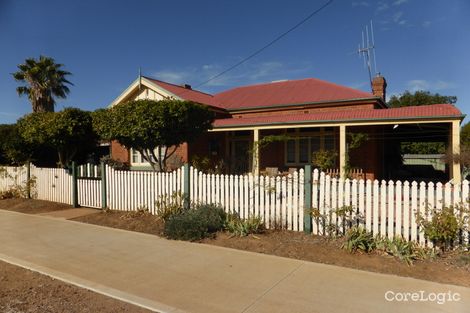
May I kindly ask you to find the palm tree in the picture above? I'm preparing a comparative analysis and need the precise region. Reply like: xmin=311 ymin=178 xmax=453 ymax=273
xmin=12 ymin=55 xmax=73 ymax=112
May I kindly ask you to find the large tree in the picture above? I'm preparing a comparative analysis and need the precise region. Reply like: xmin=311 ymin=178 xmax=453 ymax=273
xmin=17 ymin=108 xmax=98 ymax=167
xmin=94 ymin=99 xmax=214 ymax=171
xmin=387 ymin=90 xmax=457 ymax=108
xmin=12 ymin=55 xmax=73 ymax=112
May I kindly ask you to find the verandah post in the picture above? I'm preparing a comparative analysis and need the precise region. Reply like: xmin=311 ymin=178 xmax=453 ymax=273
xmin=101 ymin=161 xmax=107 ymax=209
xmin=183 ymin=163 xmax=190 ymax=209
xmin=72 ymin=161 xmax=79 ymax=208
xmin=304 ymin=164 xmax=313 ymax=234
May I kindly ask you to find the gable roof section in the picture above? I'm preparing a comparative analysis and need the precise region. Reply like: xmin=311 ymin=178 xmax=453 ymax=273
xmin=212 ymin=78 xmax=376 ymax=110
xmin=213 ymin=104 xmax=464 ymax=128
xmin=143 ymin=77 xmax=222 ymax=108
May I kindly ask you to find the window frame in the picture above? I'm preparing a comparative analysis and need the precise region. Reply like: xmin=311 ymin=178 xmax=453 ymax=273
xmin=284 ymin=127 xmax=336 ymax=166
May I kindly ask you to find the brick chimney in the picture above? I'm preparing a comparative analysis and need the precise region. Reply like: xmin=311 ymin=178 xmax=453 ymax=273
xmin=372 ymin=75 xmax=387 ymax=101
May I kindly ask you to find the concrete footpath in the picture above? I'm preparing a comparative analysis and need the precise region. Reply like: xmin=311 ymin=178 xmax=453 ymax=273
xmin=0 ymin=209 xmax=468 ymax=313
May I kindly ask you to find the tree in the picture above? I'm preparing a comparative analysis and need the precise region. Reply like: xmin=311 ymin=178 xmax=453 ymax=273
xmin=12 ymin=55 xmax=73 ymax=112
xmin=387 ymin=90 xmax=457 ymax=108
xmin=17 ymin=108 xmax=98 ymax=167
xmin=461 ymin=121 xmax=470 ymax=147
xmin=94 ymin=99 xmax=214 ymax=171
xmin=0 ymin=124 xmax=33 ymax=165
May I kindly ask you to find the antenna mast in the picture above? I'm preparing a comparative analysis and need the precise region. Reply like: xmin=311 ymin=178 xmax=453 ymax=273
xmin=357 ymin=21 xmax=379 ymax=92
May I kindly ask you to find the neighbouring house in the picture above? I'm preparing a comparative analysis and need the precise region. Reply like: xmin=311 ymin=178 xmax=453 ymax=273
xmin=108 ymin=75 xmax=464 ymax=183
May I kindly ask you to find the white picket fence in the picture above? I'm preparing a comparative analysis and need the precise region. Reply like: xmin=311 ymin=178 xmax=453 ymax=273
xmin=1 ymin=164 xmax=469 ymax=245
xmin=311 ymin=170 xmax=469 ymax=246
xmin=190 ymin=167 xmax=305 ymax=231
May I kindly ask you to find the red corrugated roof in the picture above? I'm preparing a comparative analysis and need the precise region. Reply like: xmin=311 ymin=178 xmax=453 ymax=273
xmin=212 ymin=78 xmax=375 ymax=110
xmin=213 ymin=104 xmax=463 ymax=128
xmin=144 ymin=77 xmax=223 ymax=109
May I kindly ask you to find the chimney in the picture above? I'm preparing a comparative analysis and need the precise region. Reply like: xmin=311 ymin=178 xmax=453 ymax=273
xmin=372 ymin=75 xmax=387 ymax=101
xmin=182 ymin=84 xmax=192 ymax=90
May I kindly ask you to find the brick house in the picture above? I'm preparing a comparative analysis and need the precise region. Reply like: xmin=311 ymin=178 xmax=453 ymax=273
xmin=109 ymin=75 xmax=464 ymax=182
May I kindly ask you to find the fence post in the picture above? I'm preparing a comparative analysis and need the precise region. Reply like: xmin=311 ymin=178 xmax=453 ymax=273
xmin=304 ymin=164 xmax=312 ymax=234
xmin=183 ymin=163 xmax=190 ymax=209
xmin=26 ymin=161 xmax=31 ymax=199
xmin=72 ymin=162 xmax=79 ymax=208
xmin=101 ymin=161 xmax=107 ymax=209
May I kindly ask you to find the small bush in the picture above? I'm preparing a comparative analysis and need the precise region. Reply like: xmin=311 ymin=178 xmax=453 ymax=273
xmin=342 ymin=227 xmax=375 ymax=253
xmin=163 ymin=204 xmax=226 ymax=241
xmin=416 ymin=205 xmax=469 ymax=251
xmin=0 ymin=188 xmax=22 ymax=199
xmin=225 ymin=214 xmax=264 ymax=237
xmin=155 ymin=192 xmax=186 ymax=222
xmin=376 ymin=236 xmax=427 ymax=265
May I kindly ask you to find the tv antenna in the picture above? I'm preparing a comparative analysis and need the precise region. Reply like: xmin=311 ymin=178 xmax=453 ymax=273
xmin=357 ymin=21 xmax=379 ymax=92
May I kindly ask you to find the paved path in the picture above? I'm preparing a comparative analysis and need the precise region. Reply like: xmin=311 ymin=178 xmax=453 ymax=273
xmin=37 ymin=207 xmax=100 ymax=219
xmin=0 ymin=209 xmax=468 ymax=313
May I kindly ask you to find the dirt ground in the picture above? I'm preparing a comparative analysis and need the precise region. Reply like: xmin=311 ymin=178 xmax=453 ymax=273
xmin=0 ymin=198 xmax=72 ymax=214
xmin=74 ymin=210 xmax=470 ymax=288
xmin=0 ymin=260 xmax=153 ymax=313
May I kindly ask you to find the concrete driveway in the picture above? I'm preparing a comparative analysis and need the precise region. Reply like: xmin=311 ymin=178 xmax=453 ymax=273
xmin=0 ymin=209 xmax=468 ymax=313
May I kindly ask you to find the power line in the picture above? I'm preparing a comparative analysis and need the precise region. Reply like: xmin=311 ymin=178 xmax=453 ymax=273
xmin=193 ymin=0 xmax=334 ymax=89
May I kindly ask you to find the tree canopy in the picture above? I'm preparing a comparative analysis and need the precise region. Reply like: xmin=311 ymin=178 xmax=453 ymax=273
xmin=387 ymin=90 xmax=457 ymax=108
xmin=17 ymin=108 xmax=98 ymax=167
xmin=0 ymin=124 xmax=33 ymax=165
xmin=94 ymin=99 xmax=214 ymax=171
xmin=12 ymin=55 xmax=73 ymax=112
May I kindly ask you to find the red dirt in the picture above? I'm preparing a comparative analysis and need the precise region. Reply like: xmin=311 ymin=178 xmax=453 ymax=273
xmin=0 ymin=198 xmax=72 ymax=214
xmin=0 ymin=260 xmax=152 ymax=313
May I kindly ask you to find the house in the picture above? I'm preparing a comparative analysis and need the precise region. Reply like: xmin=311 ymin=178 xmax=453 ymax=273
xmin=109 ymin=75 xmax=464 ymax=183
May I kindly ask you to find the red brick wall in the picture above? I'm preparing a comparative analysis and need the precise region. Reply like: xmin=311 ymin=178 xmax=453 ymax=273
xmin=110 ymin=141 xmax=129 ymax=164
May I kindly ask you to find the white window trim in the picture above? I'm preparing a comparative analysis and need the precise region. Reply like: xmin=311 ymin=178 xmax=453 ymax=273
xmin=130 ymin=147 xmax=166 ymax=166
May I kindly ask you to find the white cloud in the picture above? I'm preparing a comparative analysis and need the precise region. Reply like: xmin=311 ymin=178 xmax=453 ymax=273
xmin=422 ymin=21 xmax=431 ymax=28
xmin=393 ymin=0 xmax=408 ymax=5
xmin=352 ymin=1 xmax=369 ymax=7
xmin=376 ymin=1 xmax=389 ymax=12
xmin=407 ymin=79 xmax=457 ymax=92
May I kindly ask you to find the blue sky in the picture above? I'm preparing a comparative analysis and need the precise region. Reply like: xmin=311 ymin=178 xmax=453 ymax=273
xmin=0 ymin=0 xmax=468 ymax=123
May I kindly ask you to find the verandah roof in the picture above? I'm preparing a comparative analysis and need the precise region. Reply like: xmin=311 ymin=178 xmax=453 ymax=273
xmin=212 ymin=104 xmax=464 ymax=129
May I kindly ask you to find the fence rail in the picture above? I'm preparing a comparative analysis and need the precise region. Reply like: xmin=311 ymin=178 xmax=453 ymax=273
xmin=0 ymin=163 xmax=468 ymax=245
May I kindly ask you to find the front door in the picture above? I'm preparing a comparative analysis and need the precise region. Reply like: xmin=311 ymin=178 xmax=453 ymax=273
xmin=231 ymin=140 xmax=251 ymax=174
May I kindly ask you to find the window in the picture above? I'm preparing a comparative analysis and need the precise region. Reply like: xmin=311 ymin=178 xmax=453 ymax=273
xmin=130 ymin=147 xmax=166 ymax=165
xmin=284 ymin=128 xmax=336 ymax=165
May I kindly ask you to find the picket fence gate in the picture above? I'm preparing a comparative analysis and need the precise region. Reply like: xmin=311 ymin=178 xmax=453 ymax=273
xmin=0 ymin=163 xmax=469 ymax=246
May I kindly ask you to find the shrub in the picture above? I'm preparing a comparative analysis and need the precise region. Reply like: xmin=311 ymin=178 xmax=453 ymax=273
xmin=163 ymin=204 xmax=226 ymax=241
xmin=193 ymin=203 xmax=226 ymax=232
xmin=376 ymin=236 xmax=427 ymax=265
xmin=155 ymin=192 xmax=186 ymax=222
xmin=342 ymin=227 xmax=375 ymax=253
xmin=416 ymin=205 xmax=469 ymax=251
xmin=225 ymin=214 xmax=264 ymax=237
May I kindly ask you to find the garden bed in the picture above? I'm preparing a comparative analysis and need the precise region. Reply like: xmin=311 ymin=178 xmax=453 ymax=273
xmin=0 ymin=198 xmax=72 ymax=214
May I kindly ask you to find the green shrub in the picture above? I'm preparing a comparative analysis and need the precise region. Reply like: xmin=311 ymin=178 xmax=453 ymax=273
xmin=163 ymin=204 xmax=226 ymax=241
xmin=193 ymin=203 xmax=226 ymax=232
xmin=376 ymin=236 xmax=426 ymax=265
xmin=225 ymin=214 xmax=264 ymax=237
xmin=342 ymin=227 xmax=375 ymax=253
xmin=416 ymin=205 xmax=469 ymax=251
xmin=155 ymin=192 xmax=186 ymax=222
